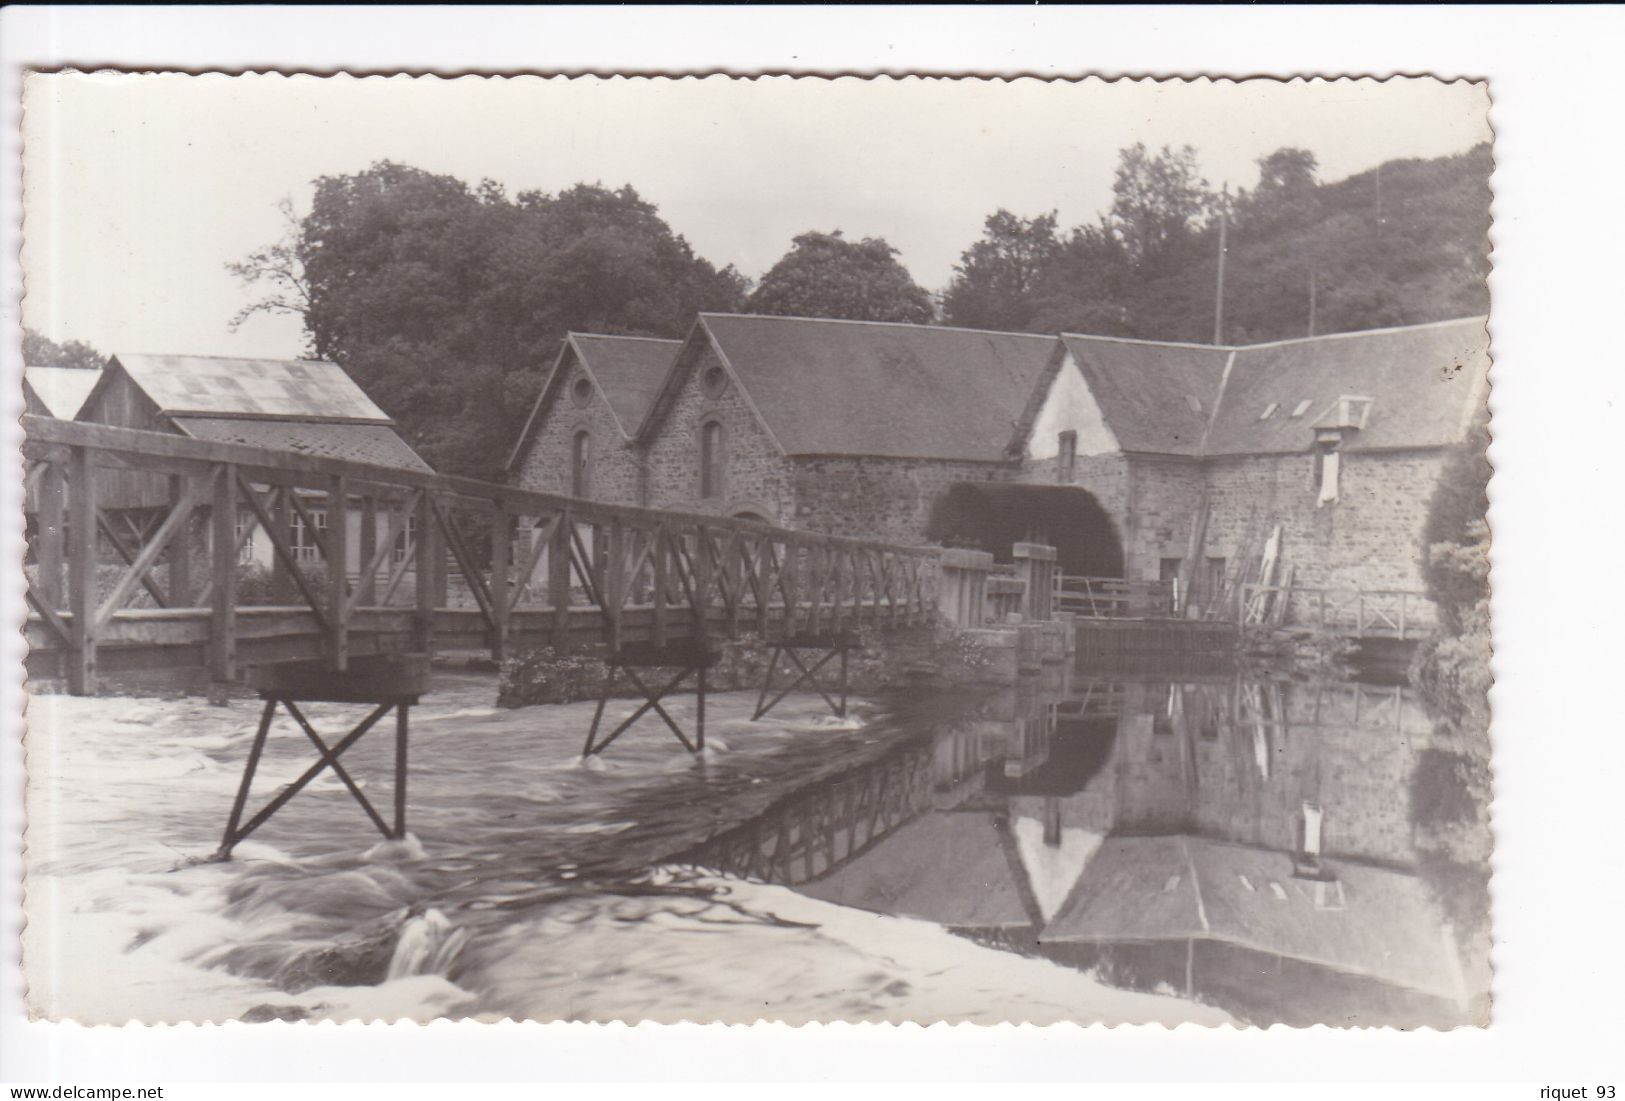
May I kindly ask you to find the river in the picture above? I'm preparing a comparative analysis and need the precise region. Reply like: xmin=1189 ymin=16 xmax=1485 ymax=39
xmin=22 ymin=651 xmax=1489 ymax=1027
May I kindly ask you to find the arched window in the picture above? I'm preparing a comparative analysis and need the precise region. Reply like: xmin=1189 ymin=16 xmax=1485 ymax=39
xmin=572 ymin=430 xmax=592 ymax=499
xmin=700 ymin=419 xmax=725 ymax=500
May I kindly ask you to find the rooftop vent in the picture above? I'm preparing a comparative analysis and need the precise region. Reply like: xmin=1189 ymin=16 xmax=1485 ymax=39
xmin=1185 ymin=394 xmax=1203 ymax=414
xmin=1327 ymin=395 xmax=1375 ymax=431
xmin=1260 ymin=402 xmax=1279 ymax=420
xmin=1291 ymin=399 xmax=1313 ymax=418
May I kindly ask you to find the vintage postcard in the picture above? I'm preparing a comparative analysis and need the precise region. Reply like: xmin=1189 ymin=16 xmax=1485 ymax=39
xmin=14 ymin=72 xmax=1493 ymax=1028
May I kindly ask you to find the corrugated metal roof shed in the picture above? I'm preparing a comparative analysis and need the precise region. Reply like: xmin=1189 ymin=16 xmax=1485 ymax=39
xmin=685 ymin=313 xmax=1058 ymax=462
xmin=172 ymin=417 xmax=432 ymax=471
xmin=109 ymin=354 xmax=394 ymax=422
xmin=23 ymin=366 xmax=100 ymax=420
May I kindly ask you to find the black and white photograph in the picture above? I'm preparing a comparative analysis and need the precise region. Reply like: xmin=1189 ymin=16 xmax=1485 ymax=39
xmin=14 ymin=70 xmax=1495 ymax=1030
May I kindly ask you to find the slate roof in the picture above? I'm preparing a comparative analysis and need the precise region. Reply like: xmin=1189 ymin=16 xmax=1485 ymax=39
xmin=571 ymin=334 xmax=681 ymax=435
xmin=796 ymin=812 xmax=1036 ymax=929
xmin=23 ymin=366 xmax=100 ymax=420
xmin=1059 ymin=336 xmax=1228 ymax=456
xmin=104 ymin=354 xmax=394 ymax=423
xmin=506 ymin=333 xmax=680 ymax=471
xmin=645 ymin=314 xmax=1059 ymax=462
xmin=1042 ymin=835 xmax=1460 ymax=999
xmin=172 ymin=417 xmax=432 ymax=472
xmin=1202 ymin=317 xmax=1489 ymax=455
xmin=1053 ymin=317 xmax=1488 ymax=458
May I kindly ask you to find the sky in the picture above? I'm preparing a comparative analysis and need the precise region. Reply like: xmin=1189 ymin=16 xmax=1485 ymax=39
xmin=20 ymin=73 xmax=1490 ymax=361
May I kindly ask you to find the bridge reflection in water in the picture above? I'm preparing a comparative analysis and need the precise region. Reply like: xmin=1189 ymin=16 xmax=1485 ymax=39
xmin=678 ymin=660 xmax=1483 ymax=1028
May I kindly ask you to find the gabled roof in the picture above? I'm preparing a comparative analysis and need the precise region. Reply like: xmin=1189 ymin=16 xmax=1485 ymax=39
xmin=639 ymin=314 xmax=1059 ymax=462
xmin=172 ymin=417 xmax=432 ymax=472
xmin=1044 ymin=317 xmax=1489 ymax=458
xmin=1201 ymin=317 xmax=1489 ymax=455
xmin=506 ymin=333 xmax=680 ymax=471
xmin=796 ymin=811 xmax=1036 ymax=928
xmin=98 ymin=353 xmax=394 ymax=423
xmin=1043 ymin=835 xmax=1459 ymax=999
xmin=1059 ymin=336 xmax=1228 ymax=456
xmin=23 ymin=366 xmax=100 ymax=420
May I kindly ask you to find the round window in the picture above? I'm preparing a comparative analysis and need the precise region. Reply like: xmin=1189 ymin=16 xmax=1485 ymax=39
xmin=570 ymin=375 xmax=593 ymax=407
xmin=701 ymin=365 xmax=728 ymax=398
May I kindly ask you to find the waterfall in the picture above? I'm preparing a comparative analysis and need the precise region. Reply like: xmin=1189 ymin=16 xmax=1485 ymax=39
xmin=387 ymin=908 xmax=468 ymax=980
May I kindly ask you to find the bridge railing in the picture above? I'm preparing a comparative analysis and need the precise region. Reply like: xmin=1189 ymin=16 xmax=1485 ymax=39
xmin=21 ymin=415 xmax=941 ymax=694
xmin=1053 ymin=574 xmax=1176 ymax=619
xmin=1237 ymin=582 xmax=1433 ymax=639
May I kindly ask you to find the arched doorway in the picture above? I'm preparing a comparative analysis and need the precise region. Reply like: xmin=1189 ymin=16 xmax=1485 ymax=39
xmin=925 ymin=482 xmax=1124 ymax=577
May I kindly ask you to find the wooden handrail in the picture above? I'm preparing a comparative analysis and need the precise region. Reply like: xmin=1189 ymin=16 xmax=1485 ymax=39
xmin=23 ymin=416 xmax=935 ymax=560
xmin=23 ymin=415 xmax=940 ymax=693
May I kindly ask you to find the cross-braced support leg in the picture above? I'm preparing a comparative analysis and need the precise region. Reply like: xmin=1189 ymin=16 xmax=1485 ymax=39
xmin=752 ymin=646 xmax=784 ymax=721
xmin=753 ymin=646 xmax=847 ymax=721
xmin=583 ymin=665 xmax=700 ymax=757
xmin=215 ymin=697 xmax=397 ymax=859
xmin=216 ymin=698 xmax=276 ymax=859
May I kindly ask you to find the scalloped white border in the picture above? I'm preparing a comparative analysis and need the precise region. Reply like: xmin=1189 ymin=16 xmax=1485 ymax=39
xmin=2 ymin=3 xmax=1620 ymax=1089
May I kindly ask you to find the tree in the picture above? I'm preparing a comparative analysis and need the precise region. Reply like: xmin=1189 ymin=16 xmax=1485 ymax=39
xmin=229 ymin=162 xmax=746 ymax=477
xmin=227 ymin=197 xmax=313 ymax=337
xmin=23 ymin=329 xmax=104 ymax=370
xmin=1107 ymin=143 xmax=1215 ymax=273
xmin=941 ymin=210 xmax=1061 ymax=332
xmin=1235 ymin=147 xmax=1321 ymax=233
xmin=744 ymin=230 xmax=934 ymax=323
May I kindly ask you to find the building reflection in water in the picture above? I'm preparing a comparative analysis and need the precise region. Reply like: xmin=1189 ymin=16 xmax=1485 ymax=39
xmin=680 ymin=661 xmax=1478 ymax=1028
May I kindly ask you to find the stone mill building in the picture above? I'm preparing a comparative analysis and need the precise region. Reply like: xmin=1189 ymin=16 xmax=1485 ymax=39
xmin=505 ymin=312 xmax=1490 ymax=622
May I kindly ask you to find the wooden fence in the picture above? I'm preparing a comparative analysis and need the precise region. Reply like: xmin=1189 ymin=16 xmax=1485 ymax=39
xmin=1237 ymin=583 xmax=1432 ymax=640
xmin=21 ymin=415 xmax=940 ymax=694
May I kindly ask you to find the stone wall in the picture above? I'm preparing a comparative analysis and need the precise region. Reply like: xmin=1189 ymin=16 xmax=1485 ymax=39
xmin=1200 ymin=448 xmax=1446 ymax=596
xmin=509 ymin=354 xmax=642 ymax=508
xmin=791 ymin=455 xmax=1004 ymax=543
xmin=1124 ymin=457 xmax=1206 ymax=583
xmin=642 ymin=347 xmax=795 ymax=521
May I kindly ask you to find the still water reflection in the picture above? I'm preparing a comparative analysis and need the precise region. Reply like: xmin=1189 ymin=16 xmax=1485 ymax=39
xmin=680 ymin=659 xmax=1490 ymax=1028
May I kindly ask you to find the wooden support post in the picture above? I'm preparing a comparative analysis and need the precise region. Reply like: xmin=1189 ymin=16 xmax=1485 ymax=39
xmin=694 ymin=523 xmax=713 ymax=640
xmin=652 ymin=525 xmax=669 ymax=648
xmin=490 ymin=500 xmax=512 ymax=661
xmin=210 ymin=464 xmax=238 ymax=689
xmin=414 ymin=489 xmax=436 ymax=654
xmin=782 ymin=541 xmax=801 ymax=636
xmin=605 ymin=516 xmax=624 ymax=652
xmin=269 ymin=486 xmax=294 ymax=603
xmin=756 ymin=540 xmax=774 ymax=634
xmin=37 ymin=459 xmax=65 ymax=609
xmin=358 ymin=495 xmax=378 ymax=606
xmin=550 ymin=510 xmax=573 ymax=649
xmin=168 ymin=472 xmax=195 ymax=606
xmin=394 ymin=702 xmax=409 ymax=839
xmin=726 ymin=533 xmax=744 ymax=637
xmin=327 ymin=473 xmax=349 ymax=670
xmin=67 ymin=446 xmax=97 ymax=695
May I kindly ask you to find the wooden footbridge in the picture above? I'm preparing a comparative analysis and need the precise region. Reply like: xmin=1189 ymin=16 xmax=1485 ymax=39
xmin=23 ymin=414 xmax=945 ymax=855
xmin=21 ymin=415 xmax=940 ymax=694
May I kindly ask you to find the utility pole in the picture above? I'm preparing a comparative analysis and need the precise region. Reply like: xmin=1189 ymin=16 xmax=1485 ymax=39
xmin=1214 ymin=188 xmax=1229 ymax=346
xmin=1308 ymin=268 xmax=1317 ymax=337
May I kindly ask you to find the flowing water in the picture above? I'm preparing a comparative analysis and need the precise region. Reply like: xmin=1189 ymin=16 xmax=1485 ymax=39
xmin=22 ymin=653 xmax=1490 ymax=1027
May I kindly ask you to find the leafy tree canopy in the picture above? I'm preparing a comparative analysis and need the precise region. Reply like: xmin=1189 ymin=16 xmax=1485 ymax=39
xmin=942 ymin=142 xmax=1490 ymax=345
xmin=941 ymin=211 xmax=1062 ymax=332
xmin=745 ymin=230 xmax=934 ymax=324
xmin=231 ymin=162 xmax=745 ymax=477
xmin=23 ymin=329 xmax=104 ymax=371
